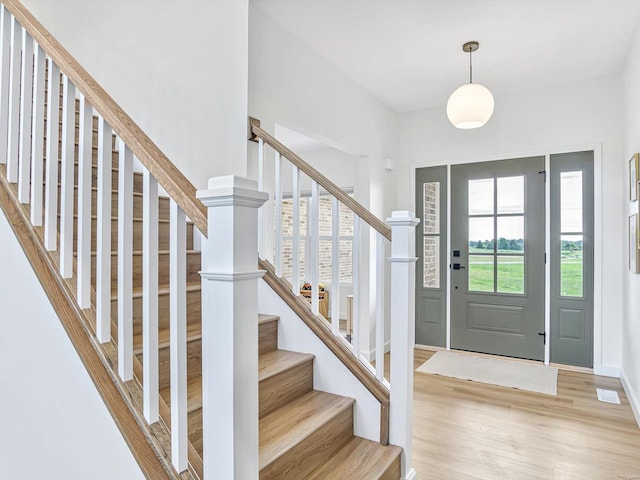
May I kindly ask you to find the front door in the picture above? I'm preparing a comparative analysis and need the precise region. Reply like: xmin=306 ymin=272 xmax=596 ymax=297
xmin=450 ymin=157 xmax=546 ymax=360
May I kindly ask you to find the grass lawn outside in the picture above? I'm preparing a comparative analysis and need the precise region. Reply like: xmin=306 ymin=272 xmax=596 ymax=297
xmin=466 ymin=248 xmax=583 ymax=296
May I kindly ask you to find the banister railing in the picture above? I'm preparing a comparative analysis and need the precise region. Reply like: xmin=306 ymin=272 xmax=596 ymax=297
xmin=1 ymin=0 xmax=207 ymax=235
xmin=250 ymin=117 xmax=417 ymax=479
xmin=250 ymin=119 xmax=392 ymax=241
xmin=0 ymin=1 xmax=205 ymax=477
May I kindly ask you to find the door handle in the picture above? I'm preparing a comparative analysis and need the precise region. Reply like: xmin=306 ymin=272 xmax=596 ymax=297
xmin=452 ymin=263 xmax=466 ymax=270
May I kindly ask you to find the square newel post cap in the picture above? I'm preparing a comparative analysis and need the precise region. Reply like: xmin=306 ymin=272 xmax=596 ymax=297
xmin=386 ymin=210 xmax=420 ymax=227
xmin=196 ymin=175 xmax=268 ymax=208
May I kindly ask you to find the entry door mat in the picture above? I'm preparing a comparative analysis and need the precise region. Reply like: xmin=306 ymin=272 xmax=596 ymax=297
xmin=416 ymin=351 xmax=558 ymax=395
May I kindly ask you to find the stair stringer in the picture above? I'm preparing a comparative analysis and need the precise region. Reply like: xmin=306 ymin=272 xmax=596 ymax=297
xmin=258 ymin=279 xmax=382 ymax=443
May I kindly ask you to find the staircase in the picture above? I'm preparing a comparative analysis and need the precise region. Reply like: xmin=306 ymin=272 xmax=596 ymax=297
xmin=0 ymin=1 xmax=415 ymax=478
xmin=47 ymin=97 xmax=401 ymax=478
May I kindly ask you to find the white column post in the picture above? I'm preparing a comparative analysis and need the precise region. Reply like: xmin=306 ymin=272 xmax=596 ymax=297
xmin=387 ymin=210 xmax=419 ymax=480
xmin=196 ymin=176 xmax=267 ymax=480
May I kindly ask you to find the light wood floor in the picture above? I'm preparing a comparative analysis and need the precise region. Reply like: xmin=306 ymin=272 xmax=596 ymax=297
xmin=412 ymin=349 xmax=640 ymax=480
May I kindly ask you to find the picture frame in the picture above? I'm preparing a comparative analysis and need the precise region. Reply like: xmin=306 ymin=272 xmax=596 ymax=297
xmin=630 ymin=214 xmax=639 ymax=273
xmin=629 ymin=154 xmax=639 ymax=201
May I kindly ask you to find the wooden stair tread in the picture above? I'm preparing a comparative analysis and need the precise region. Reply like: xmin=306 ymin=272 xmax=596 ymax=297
xmin=61 ymin=213 xmax=192 ymax=225
xmin=159 ymin=348 xmax=313 ymax=415
xmin=259 ymin=313 xmax=279 ymax=324
xmin=133 ymin=322 xmax=201 ymax=354
xmin=111 ymin=282 xmax=201 ymax=300
xmin=160 ymin=376 xmax=203 ymax=414
xmin=259 ymin=349 xmax=314 ymax=382
xmin=77 ymin=249 xmax=200 ymax=257
xmin=306 ymin=437 xmax=402 ymax=480
xmin=259 ymin=390 xmax=355 ymax=469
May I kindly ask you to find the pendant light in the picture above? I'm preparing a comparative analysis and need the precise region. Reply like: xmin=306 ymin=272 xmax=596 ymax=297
xmin=446 ymin=41 xmax=494 ymax=129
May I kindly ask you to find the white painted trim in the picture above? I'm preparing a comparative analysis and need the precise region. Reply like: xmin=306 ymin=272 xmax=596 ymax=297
xmin=200 ymin=271 xmax=265 ymax=282
xmin=544 ymin=154 xmax=551 ymax=365
xmin=445 ymin=164 xmax=452 ymax=351
xmin=598 ymin=364 xmax=621 ymax=378
xmin=411 ymin=142 xmax=606 ymax=373
xmin=620 ymin=370 xmax=640 ymax=428
xmin=403 ymin=468 xmax=417 ymax=480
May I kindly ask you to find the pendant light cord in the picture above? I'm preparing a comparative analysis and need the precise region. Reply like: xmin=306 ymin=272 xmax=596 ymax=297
xmin=469 ymin=48 xmax=473 ymax=84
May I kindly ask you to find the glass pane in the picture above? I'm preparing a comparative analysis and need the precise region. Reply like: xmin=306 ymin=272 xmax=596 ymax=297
xmin=561 ymin=171 xmax=583 ymax=233
xmin=561 ymin=234 xmax=583 ymax=297
xmin=423 ymin=236 xmax=440 ymax=288
xmin=497 ymin=255 xmax=524 ymax=294
xmin=469 ymin=217 xmax=494 ymax=252
xmin=469 ymin=255 xmax=494 ymax=292
xmin=423 ymin=182 xmax=440 ymax=234
xmin=339 ymin=239 xmax=353 ymax=283
xmin=319 ymin=239 xmax=332 ymax=283
xmin=339 ymin=202 xmax=354 ymax=236
xmin=497 ymin=216 xmax=524 ymax=253
xmin=319 ymin=196 xmax=333 ymax=236
xmin=497 ymin=176 xmax=524 ymax=214
xmin=468 ymin=178 xmax=494 ymax=215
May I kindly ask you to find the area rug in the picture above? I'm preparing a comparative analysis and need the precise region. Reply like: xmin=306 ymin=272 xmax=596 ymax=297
xmin=416 ymin=351 xmax=558 ymax=395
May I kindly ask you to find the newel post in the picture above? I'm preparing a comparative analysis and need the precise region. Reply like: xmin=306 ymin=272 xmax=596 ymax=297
xmin=388 ymin=210 xmax=419 ymax=480
xmin=197 ymin=176 xmax=268 ymax=480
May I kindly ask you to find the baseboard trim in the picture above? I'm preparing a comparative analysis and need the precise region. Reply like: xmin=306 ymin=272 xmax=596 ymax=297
xmin=597 ymin=364 xmax=621 ymax=378
xmin=403 ymin=467 xmax=417 ymax=480
xmin=620 ymin=370 xmax=640 ymax=429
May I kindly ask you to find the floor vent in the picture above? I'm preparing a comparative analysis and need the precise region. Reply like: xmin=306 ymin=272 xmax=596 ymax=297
xmin=596 ymin=388 xmax=621 ymax=404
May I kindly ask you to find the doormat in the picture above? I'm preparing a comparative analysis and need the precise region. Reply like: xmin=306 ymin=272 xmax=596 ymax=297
xmin=416 ymin=351 xmax=558 ymax=395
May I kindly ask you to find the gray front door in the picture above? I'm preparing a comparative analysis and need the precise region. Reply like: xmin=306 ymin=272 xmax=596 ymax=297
xmin=450 ymin=157 xmax=546 ymax=360
xmin=550 ymin=152 xmax=594 ymax=367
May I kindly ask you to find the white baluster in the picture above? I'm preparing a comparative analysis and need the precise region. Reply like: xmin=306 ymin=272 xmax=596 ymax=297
xmin=118 ymin=141 xmax=133 ymax=381
xmin=352 ymin=215 xmax=360 ymax=356
xmin=310 ymin=180 xmax=319 ymax=315
xmin=96 ymin=117 xmax=112 ymax=343
xmin=257 ymin=137 xmax=264 ymax=259
xmin=170 ymin=200 xmax=187 ymax=472
xmin=375 ymin=233 xmax=385 ymax=381
xmin=274 ymin=151 xmax=282 ymax=277
xmin=77 ymin=94 xmax=93 ymax=308
xmin=6 ymin=16 xmax=20 ymax=182
xmin=59 ymin=76 xmax=75 ymax=279
xmin=292 ymin=165 xmax=300 ymax=293
xmin=331 ymin=197 xmax=340 ymax=334
xmin=388 ymin=211 xmax=419 ymax=480
xmin=143 ymin=171 xmax=159 ymax=424
xmin=29 ymin=45 xmax=45 ymax=226
xmin=17 ymin=28 xmax=34 ymax=203
xmin=44 ymin=60 xmax=60 ymax=251
xmin=0 ymin=7 xmax=12 ymax=165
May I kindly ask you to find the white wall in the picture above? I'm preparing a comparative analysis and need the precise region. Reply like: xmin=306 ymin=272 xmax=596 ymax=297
xmin=396 ymin=75 xmax=625 ymax=375
xmin=248 ymin=5 xmax=397 ymax=169
xmin=622 ymin=21 xmax=640 ymax=426
xmin=21 ymin=0 xmax=249 ymax=189
xmin=0 ymin=212 xmax=144 ymax=479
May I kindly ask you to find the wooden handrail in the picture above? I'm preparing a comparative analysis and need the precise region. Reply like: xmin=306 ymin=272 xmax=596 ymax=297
xmin=251 ymin=122 xmax=392 ymax=242
xmin=2 ymin=0 xmax=208 ymax=236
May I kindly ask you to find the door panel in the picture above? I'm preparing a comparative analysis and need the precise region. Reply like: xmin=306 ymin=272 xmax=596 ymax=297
xmin=415 ymin=166 xmax=447 ymax=347
xmin=550 ymin=152 xmax=594 ymax=367
xmin=451 ymin=157 xmax=545 ymax=360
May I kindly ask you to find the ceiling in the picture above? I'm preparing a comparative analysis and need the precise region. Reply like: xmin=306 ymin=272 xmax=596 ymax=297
xmin=252 ymin=0 xmax=640 ymax=113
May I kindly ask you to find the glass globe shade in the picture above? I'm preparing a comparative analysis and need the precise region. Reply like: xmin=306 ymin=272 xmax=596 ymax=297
xmin=446 ymin=82 xmax=495 ymax=129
